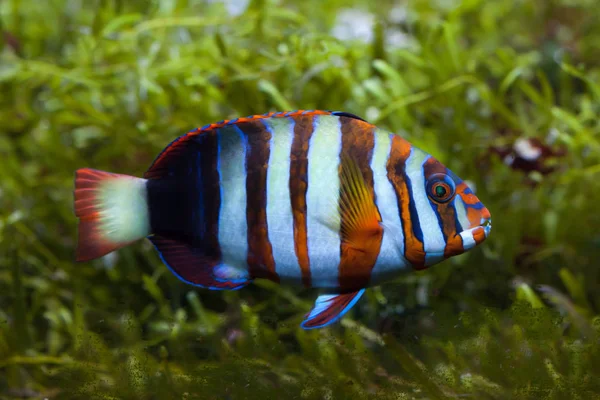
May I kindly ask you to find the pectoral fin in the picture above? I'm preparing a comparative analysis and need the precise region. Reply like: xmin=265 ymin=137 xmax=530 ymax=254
xmin=337 ymin=157 xmax=384 ymax=288
xmin=301 ymin=289 xmax=366 ymax=329
xmin=338 ymin=156 xmax=383 ymax=252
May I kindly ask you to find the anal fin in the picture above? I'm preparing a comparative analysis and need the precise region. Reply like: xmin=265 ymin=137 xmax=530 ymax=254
xmin=301 ymin=289 xmax=365 ymax=329
xmin=149 ymin=235 xmax=250 ymax=290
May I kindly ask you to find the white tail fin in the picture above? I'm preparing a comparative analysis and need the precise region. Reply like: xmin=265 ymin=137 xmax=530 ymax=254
xmin=74 ymin=168 xmax=150 ymax=261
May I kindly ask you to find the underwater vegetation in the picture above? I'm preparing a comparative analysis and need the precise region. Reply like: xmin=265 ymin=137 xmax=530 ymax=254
xmin=1 ymin=0 xmax=600 ymax=398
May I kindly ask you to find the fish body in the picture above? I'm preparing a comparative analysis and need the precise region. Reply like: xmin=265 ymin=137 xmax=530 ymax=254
xmin=74 ymin=110 xmax=491 ymax=329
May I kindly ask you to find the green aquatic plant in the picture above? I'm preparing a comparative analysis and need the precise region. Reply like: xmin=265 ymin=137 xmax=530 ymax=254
xmin=1 ymin=0 xmax=600 ymax=398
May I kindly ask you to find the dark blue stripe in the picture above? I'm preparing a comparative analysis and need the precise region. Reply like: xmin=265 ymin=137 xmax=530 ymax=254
xmin=216 ymin=129 xmax=223 ymax=242
xmin=466 ymin=202 xmax=486 ymax=210
xmin=427 ymin=199 xmax=447 ymax=241
xmin=451 ymin=199 xmax=463 ymax=233
xmin=405 ymin=173 xmax=424 ymax=244
xmin=195 ymin=150 xmax=205 ymax=243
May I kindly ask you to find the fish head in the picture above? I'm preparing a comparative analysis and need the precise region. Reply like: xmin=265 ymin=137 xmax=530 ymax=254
xmin=397 ymin=145 xmax=491 ymax=269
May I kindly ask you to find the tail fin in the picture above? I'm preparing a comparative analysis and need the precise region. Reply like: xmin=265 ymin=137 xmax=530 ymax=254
xmin=74 ymin=168 xmax=151 ymax=261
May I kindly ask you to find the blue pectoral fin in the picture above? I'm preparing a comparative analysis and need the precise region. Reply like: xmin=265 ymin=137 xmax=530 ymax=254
xmin=301 ymin=289 xmax=366 ymax=330
xmin=149 ymin=235 xmax=250 ymax=290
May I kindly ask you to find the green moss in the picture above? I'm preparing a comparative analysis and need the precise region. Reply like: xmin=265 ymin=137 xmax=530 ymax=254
xmin=1 ymin=0 xmax=600 ymax=398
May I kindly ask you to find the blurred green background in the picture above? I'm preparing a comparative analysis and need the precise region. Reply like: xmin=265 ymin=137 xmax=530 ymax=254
xmin=1 ymin=0 xmax=600 ymax=398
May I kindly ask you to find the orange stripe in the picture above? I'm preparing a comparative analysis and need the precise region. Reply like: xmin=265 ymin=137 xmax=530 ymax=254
xmin=472 ymin=227 xmax=486 ymax=244
xmin=239 ymin=120 xmax=279 ymax=282
xmin=480 ymin=206 xmax=491 ymax=221
xmin=337 ymin=116 xmax=381 ymax=290
xmin=466 ymin=208 xmax=482 ymax=229
xmin=444 ymin=235 xmax=464 ymax=257
xmin=386 ymin=136 xmax=426 ymax=269
xmin=455 ymin=182 xmax=480 ymax=205
xmin=289 ymin=115 xmax=314 ymax=288
xmin=455 ymin=182 xmax=491 ymax=229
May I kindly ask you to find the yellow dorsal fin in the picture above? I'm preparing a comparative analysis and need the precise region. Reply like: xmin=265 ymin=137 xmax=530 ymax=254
xmin=338 ymin=156 xmax=383 ymax=252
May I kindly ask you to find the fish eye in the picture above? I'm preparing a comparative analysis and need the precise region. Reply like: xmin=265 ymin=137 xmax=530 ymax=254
xmin=426 ymin=174 xmax=455 ymax=203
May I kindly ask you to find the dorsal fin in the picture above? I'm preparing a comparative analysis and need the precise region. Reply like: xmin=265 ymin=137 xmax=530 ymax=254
xmin=144 ymin=110 xmax=334 ymax=179
xmin=330 ymin=111 xmax=368 ymax=122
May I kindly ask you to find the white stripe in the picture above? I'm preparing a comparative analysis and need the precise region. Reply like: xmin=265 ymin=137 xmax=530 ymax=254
xmin=264 ymin=118 xmax=301 ymax=282
xmin=306 ymin=115 xmax=342 ymax=288
xmin=370 ymin=130 xmax=409 ymax=284
xmin=454 ymin=196 xmax=471 ymax=231
xmin=406 ymin=151 xmax=446 ymax=266
xmin=217 ymin=126 xmax=249 ymax=269
xmin=460 ymin=229 xmax=476 ymax=250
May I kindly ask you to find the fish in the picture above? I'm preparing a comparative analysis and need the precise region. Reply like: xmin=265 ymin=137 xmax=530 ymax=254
xmin=73 ymin=110 xmax=492 ymax=329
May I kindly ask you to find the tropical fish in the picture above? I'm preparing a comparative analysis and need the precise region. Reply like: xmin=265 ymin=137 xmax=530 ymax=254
xmin=74 ymin=110 xmax=491 ymax=329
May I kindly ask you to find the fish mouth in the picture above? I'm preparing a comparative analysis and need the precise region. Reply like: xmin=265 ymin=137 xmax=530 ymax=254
xmin=425 ymin=218 xmax=492 ymax=259
xmin=456 ymin=217 xmax=491 ymax=251
xmin=464 ymin=217 xmax=491 ymax=237
xmin=481 ymin=217 xmax=492 ymax=237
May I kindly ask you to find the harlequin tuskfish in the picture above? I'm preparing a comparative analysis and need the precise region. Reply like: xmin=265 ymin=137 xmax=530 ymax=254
xmin=74 ymin=110 xmax=491 ymax=329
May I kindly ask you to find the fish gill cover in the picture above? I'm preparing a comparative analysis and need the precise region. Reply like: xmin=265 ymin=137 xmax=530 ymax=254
xmin=1 ymin=0 xmax=600 ymax=399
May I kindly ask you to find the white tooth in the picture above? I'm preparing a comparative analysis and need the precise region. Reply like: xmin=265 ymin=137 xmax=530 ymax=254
xmin=484 ymin=222 xmax=492 ymax=237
